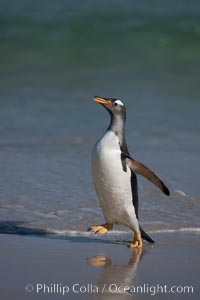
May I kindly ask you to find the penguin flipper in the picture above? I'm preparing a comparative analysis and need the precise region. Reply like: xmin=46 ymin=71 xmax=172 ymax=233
xmin=140 ymin=226 xmax=155 ymax=243
xmin=123 ymin=153 xmax=170 ymax=196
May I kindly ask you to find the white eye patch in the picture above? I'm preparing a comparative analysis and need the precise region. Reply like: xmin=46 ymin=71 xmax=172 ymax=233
xmin=114 ymin=99 xmax=124 ymax=106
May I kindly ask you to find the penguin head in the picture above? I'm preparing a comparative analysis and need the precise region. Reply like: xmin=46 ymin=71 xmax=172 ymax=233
xmin=94 ymin=96 xmax=126 ymax=117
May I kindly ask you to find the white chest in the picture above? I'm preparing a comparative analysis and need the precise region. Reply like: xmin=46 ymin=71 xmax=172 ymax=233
xmin=92 ymin=131 xmax=125 ymax=180
xmin=91 ymin=131 xmax=133 ymax=223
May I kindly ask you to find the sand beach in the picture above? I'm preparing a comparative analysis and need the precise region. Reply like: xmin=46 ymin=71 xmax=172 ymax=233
xmin=1 ymin=231 xmax=200 ymax=299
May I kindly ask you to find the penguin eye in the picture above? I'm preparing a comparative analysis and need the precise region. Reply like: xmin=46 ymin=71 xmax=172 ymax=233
xmin=113 ymin=100 xmax=124 ymax=106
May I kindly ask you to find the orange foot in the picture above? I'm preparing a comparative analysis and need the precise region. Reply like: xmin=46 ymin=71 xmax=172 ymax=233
xmin=88 ymin=255 xmax=111 ymax=267
xmin=130 ymin=232 xmax=143 ymax=248
xmin=88 ymin=223 xmax=113 ymax=235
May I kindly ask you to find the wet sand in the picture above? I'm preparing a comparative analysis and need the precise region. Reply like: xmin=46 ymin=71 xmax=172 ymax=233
xmin=0 ymin=232 xmax=199 ymax=300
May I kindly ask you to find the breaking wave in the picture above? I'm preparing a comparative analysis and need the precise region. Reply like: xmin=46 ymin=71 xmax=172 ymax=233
xmin=0 ymin=221 xmax=199 ymax=237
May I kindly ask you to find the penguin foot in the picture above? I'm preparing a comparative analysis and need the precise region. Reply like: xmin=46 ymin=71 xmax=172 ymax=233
xmin=88 ymin=224 xmax=113 ymax=235
xmin=129 ymin=232 xmax=142 ymax=248
xmin=88 ymin=255 xmax=111 ymax=267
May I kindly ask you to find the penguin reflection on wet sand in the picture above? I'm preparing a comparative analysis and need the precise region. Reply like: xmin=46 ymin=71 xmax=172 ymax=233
xmin=88 ymin=96 xmax=170 ymax=248
xmin=88 ymin=248 xmax=142 ymax=298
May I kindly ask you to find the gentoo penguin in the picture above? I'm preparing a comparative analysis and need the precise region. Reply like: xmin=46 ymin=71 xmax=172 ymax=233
xmin=88 ymin=96 xmax=170 ymax=248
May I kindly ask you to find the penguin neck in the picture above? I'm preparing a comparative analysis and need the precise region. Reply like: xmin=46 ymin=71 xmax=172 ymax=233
xmin=107 ymin=113 xmax=128 ymax=153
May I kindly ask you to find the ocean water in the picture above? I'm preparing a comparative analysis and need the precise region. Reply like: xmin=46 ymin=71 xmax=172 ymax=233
xmin=0 ymin=0 xmax=200 ymax=239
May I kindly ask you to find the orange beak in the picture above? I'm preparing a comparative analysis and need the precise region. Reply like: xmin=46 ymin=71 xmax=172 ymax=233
xmin=94 ymin=96 xmax=112 ymax=107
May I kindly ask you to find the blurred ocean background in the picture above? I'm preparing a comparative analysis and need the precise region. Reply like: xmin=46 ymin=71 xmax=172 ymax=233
xmin=0 ymin=0 xmax=200 ymax=237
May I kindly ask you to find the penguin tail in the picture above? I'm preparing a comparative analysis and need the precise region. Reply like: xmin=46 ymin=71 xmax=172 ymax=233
xmin=139 ymin=226 xmax=155 ymax=244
